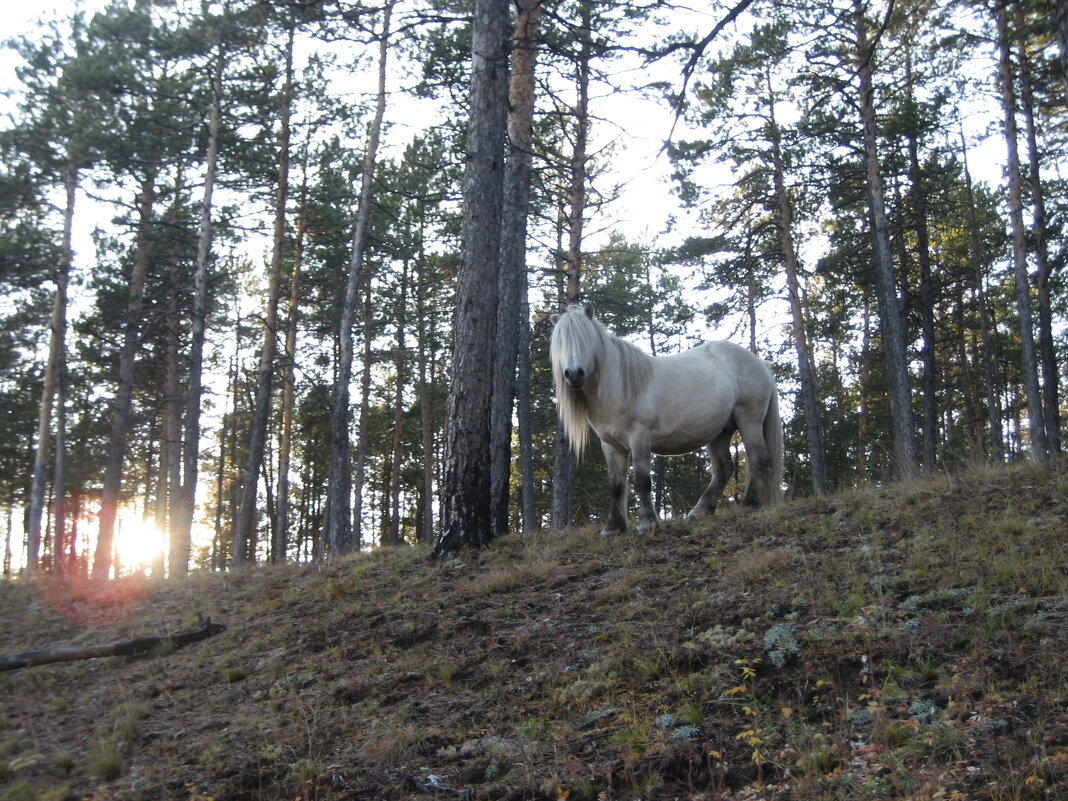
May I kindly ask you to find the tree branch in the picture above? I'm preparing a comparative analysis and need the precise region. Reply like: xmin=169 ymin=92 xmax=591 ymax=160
xmin=0 ymin=617 xmax=226 ymax=672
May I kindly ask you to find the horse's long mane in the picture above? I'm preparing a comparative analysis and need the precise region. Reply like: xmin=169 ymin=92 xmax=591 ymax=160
xmin=550 ymin=307 xmax=652 ymax=458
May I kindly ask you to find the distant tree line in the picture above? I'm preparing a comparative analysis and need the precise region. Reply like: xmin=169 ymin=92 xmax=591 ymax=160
xmin=0 ymin=0 xmax=1063 ymax=577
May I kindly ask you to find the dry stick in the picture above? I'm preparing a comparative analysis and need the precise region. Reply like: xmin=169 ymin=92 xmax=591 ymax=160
xmin=0 ymin=617 xmax=226 ymax=672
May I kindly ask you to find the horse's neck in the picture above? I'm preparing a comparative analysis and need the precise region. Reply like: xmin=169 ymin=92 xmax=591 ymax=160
xmin=592 ymin=335 xmax=652 ymax=403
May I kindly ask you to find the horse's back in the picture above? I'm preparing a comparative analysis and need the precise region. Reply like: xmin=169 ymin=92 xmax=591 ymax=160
xmin=657 ymin=340 xmax=765 ymax=378
xmin=663 ymin=341 xmax=775 ymax=416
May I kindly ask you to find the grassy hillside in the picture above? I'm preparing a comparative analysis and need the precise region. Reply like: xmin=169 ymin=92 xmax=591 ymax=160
xmin=1 ymin=460 xmax=1066 ymax=801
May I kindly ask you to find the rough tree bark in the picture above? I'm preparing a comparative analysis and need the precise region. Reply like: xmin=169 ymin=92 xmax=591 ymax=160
xmin=432 ymin=0 xmax=511 ymax=559
xmin=490 ymin=0 xmax=542 ymax=540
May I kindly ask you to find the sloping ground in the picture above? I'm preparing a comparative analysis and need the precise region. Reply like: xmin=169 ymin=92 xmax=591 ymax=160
xmin=1 ymin=460 xmax=1066 ymax=801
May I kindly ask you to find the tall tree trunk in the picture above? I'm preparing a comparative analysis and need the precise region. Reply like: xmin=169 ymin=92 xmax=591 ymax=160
xmin=415 ymin=248 xmax=435 ymax=545
xmin=50 ymin=163 xmax=76 ymax=575
xmin=853 ymin=0 xmax=918 ymax=479
xmin=213 ymin=352 xmax=238 ymax=570
xmin=159 ymin=258 xmax=182 ymax=575
xmin=564 ymin=9 xmax=591 ymax=307
xmin=766 ymin=77 xmax=826 ymax=495
xmin=387 ymin=261 xmax=409 ymax=547
xmin=51 ymin=327 xmax=69 ymax=575
xmin=275 ymin=158 xmax=307 ymax=564
xmin=232 ymin=27 xmax=295 ymax=564
xmin=26 ymin=160 xmax=76 ymax=575
xmin=432 ymin=0 xmax=511 ymax=559
xmin=1052 ymin=0 xmax=1068 ymax=109
xmin=93 ymin=167 xmax=157 ymax=580
xmin=174 ymin=41 xmax=224 ymax=577
xmin=1015 ymin=19 xmax=1060 ymax=454
xmin=994 ymin=0 xmax=1047 ymax=462
xmin=4 ymin=505 xmax=12 ymax=578
xmin=857 ymin=300 xmax=871 ymax=482
xmin=325 ymin=2 xmax=393 ymax=556
xmin=517 ymin=266 xmax=537 ymax=532
xmin=551 ymin=12 xmax=592 ymax=531
xmin=903 ymin=48 xmax=938 ymax=471
xmin=953 ymin=282 xmax=980 ymax=455
xmin=550 ymin=222 xmax=573 ymax=529
xmin=959 ymin=119 xmax=1003 ymax=462
xmin=490 ymin=0 xmax=542 ymax=540
xmin=353 ymin=277 xmax=373 ymax=548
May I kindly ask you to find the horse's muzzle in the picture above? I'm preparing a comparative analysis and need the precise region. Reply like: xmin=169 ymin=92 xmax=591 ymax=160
xmin=564 ymin=367 xmax=586 ymax=389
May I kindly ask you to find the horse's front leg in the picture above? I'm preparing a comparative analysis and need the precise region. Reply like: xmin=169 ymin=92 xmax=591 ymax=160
xmin=600 ymin=443 xmax=630 ymax=537
xmin=630 ymin=432 xmax=658 ymax=536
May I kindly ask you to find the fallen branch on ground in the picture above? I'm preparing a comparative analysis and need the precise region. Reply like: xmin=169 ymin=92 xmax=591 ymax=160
xmin=395 ymin=771 xmax=475 ymax=800
xmin=0 ymin=616 xmax=226 ymax=672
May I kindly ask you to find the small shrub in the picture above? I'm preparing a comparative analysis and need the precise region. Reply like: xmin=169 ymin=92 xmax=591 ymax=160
xmin=224 ymin=667 xmax=248 ymax=683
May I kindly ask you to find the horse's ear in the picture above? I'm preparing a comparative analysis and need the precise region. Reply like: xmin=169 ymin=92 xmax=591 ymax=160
xmin=584 ymin=303 xmax=595 ymax=319
xmin=550 ymin=313 xmax=560 ymax=325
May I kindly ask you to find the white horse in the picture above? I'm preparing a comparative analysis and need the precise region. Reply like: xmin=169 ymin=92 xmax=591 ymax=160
xmin=550 ymin=304 xmax=784 ymax=536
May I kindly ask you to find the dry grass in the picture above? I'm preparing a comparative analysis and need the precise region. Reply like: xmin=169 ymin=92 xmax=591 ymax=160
xmin=1 ymin=459 xmax=1066 ymax=800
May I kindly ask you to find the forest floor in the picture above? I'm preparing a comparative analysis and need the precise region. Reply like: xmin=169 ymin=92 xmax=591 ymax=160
xmin=1 ymin=460 xmax=1066 ymax=801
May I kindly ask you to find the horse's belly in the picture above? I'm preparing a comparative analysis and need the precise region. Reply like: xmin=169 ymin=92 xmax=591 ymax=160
xmin=649 ymin=406 xmax=731 ymax=455
xmin=650 ymin=429 xmax=720 ymax=457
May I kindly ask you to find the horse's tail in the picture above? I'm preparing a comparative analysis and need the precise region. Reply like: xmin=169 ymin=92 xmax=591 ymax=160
xmin=762 ymin=387 xmax=785 ymax=506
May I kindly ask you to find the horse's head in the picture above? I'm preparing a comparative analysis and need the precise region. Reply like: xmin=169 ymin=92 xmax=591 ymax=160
xmin=550 ymin=303 xmax=598 ymax=390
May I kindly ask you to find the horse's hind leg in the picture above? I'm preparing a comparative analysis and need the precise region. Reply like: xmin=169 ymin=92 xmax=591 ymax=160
xmin=687 ymin=429 xmax=734 ymax=521
xmin=738 ymin=420 xmax=771 ymax=507
xmin=601 ymin=443 xmax=629 ymax=537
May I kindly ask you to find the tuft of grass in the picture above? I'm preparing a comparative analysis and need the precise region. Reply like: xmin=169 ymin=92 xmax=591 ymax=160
xmin=109 ymin=701 xmax=148 ymax=744
xmin=430 ymin=661 xmax=463 ymax=686
xmin=52 ymin=752 xmax=74 ymax=774
xmin=223 ymin=666 xmax=248 ymax=683
xmin=676 ymin=700 xmax=704 ymax=728
xmin=735 ymin=547 xmax=790 ymax=582
xmin=470 ymin=563 xmax=552 ymax=595
xmin=3 ymin=781 xmax=35 ymax=801
xmin=88 ymin=739 xmax=122 ymax=781
xmin=795 ymin=733 xmax=839 ymax=777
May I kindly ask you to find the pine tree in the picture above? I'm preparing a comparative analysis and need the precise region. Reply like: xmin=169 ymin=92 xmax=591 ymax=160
xmin=433 ymin=0 xmax=511 ymax=558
